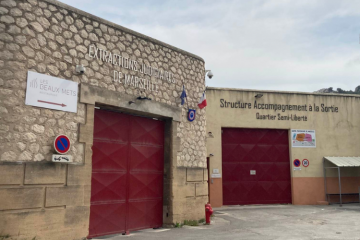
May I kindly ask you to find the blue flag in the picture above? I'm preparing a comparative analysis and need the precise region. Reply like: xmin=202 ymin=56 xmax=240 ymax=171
xmin=180 ymin=85 xmax=187 ymax=105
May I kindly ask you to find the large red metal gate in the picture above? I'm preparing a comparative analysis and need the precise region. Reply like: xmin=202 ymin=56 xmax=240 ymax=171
xmin=89 ymin=109 xmax=164 ymax=238
xmin=222 ymin=128 xmax=291 ymax=205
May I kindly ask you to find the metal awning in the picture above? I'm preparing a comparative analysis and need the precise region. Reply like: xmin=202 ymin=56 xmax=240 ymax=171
xmin=324 ymin=156 xmax=360 ymax=167
xmin=323 ymin=156 xmax=360 ymax=206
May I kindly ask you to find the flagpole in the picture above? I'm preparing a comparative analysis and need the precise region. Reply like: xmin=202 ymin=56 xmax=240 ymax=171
xmin=186 ymin=91 xmax=189 ymax=110
xmin=182 ymin=81 xmax=189 ymax=110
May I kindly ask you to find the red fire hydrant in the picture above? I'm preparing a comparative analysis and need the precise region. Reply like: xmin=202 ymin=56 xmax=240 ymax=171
xmin=205 ymin=202 xmax=213 ymax=224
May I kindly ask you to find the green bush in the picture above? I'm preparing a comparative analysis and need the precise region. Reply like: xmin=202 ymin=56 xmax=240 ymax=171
xmin=0 ymin=235 xmax=10 ymax=240
xmin=183 ymin=220 xmax=199 ymax=226
xmin=174 ymin=222 xmax=183 ymax=228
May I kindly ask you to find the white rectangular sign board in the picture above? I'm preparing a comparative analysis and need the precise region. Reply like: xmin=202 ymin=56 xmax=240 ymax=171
xmin=291 ymin=129 xmax=316 ymax=148
xmin=211 ymin=173 xmax=221 ymax=178
xmin=52 ymin=154 xmax=72 ymax=163
xmin=25 ymin=71 xmax=78 ymax=113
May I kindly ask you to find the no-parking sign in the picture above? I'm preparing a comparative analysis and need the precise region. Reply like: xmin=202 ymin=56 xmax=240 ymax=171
xmin=293 ymin=159 xmax=301 ymax=167
xmin=293 ymin=159 xmax=301 ymax=170
xmin=54 ymin=135 xmax=71 ymax=154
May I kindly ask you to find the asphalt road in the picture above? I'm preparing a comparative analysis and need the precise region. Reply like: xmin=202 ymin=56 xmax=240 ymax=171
xmin=95 ymin=204 xmax=360 ymax=240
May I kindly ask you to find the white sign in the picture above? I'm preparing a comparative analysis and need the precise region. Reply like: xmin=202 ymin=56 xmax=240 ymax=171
xmin=213 ymin=169 xmax=219 ymax=174
xmin=25 ymin=71 xmax=78 ymax=113
xmin=291 ymin=129 xmax=316 ymax=148
xmin=211 ymin=173 xmax=221 ymax=178
xmin=293 ymin=167 xmax=301 ymax=171
xmin=250 ymin=170 xmax=256 ymax=175
xmin=52 ymin=154 xmax=72 ymax=163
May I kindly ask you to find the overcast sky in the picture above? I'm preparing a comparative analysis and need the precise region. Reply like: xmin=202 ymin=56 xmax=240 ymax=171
xmin=60 ymin=0 xmax=360 ymax=92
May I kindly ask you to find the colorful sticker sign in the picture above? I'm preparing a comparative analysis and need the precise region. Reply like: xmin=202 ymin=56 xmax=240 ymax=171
xmin=291 ymin=129 xmax=316 ymax=148
xmin=54 ymin=135 xmax=71 ymax=154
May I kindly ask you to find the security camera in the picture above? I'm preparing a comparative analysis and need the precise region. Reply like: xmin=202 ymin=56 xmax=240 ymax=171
xmin=207 ymin=70 xmax=213 ymax=79
xmin=76 ymin=65 xmax=86 ymax=74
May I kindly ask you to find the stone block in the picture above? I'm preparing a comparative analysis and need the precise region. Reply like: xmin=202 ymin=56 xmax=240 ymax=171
xmin=0 ymin=164 xmax=23 ymax=185
xmin=0 ymin=187 xmax=43 ymax=210
xmin=67 ymin=159 xmax=92 ymax=186
xmin=46 ymin=186 xmax=84 ymax=207
xmin=83 ymin=184 xmax=91 ymax=206
xmin=173 ymin=166 xmax=186 ymax=184
xmin=186 ymin=168 xmax=204 ymax=182
xmin=0 ymin=207 xmax=89 ymax=240
xmin=24 ymin=163 xmax=66 ymax=184
xmin=79 ymin=105 xmax=94 ymax=145
xmin=196 ymin=182 xmax=208 ymax=197
xmin=173 ymin=182 xmax=195 ymax=198
xmin=204 ymin=168 xmax=209 ymax=181
xmin=185 ymin=196 xmax=207 ymax=220
xmin=64 ymin=206 xmax=90 ymax=228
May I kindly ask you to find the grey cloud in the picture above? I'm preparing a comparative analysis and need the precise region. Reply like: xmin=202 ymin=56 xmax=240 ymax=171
xmin=60 ymin=0 xmax=360 ymax=92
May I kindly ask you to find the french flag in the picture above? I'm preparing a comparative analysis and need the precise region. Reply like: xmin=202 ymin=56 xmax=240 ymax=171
xmin=198 ymin=91 xmax=207 ymax=109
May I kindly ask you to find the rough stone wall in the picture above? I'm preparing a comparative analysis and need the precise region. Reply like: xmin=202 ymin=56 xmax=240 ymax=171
xmin=0 ymin=0 xmax=206 ymax=168
xmin=0 ymin=0 xmax=208 ymax=239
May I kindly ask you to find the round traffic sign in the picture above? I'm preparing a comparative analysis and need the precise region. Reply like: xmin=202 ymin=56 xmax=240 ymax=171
xmin=302 ymin=159 xmax=309 ymax=167
xmin=293 ymin=159 xmax=301 ymax=167
xmin=54 ymin=135 xmax=71 ymax=154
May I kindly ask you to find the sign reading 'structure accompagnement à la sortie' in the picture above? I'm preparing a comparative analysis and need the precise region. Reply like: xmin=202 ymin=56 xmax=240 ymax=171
xmin=219 ymin=98 xmax=339 ymax=122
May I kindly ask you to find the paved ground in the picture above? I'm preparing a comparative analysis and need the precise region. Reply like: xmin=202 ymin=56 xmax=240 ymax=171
xmin=95 ymin=204 xmax=360 ymax=240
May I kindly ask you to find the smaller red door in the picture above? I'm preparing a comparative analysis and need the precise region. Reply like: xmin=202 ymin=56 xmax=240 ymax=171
xmin=222 ymin=128 xmax=291 ymax=205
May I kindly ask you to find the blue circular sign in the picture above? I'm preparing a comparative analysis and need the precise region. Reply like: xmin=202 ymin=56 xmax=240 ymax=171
xmin=293 ymin=159 xmax=301 ymax=167
xmin=188 ymin=109 xmax=196 ymax=122
xmin=54 ymin=135 xmax=71 ymax=154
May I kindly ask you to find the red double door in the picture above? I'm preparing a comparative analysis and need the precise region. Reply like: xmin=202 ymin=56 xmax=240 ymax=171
xmin=222 ymin=128 xmax=291 ymax=205
xmin=89 ymin=109 xmax=164 ymax=238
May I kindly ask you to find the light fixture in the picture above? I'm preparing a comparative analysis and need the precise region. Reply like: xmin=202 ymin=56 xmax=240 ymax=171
xmin=207 ymin=132 xmax=214 ymax=138
xmin=255 ymin=93 xmax=263 ymax=98
xmin=209 ymin=153 xmax=214 ymax=157
xmin=128 ymin=101 xmax=135 ymax=105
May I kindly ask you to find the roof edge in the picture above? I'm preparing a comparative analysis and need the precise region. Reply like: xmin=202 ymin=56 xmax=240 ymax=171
xmin=206 ymin=87 xmax=360 ymax=98
xmin=45 ymin=0 xmax=204 ymax=62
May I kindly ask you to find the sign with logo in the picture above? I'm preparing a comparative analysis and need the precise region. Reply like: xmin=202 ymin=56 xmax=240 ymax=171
xmin=188 ymin=109 xmax=196 ymax=122
xmin=302 ymin=159 xmax=309 ymax=167
xmin=250 ymin=170 xmax=256 ymax=175
xmin=25 ymin=71 xmax=78 ymax=113
xmin=54 ymin=135 xmax=71 ymax=154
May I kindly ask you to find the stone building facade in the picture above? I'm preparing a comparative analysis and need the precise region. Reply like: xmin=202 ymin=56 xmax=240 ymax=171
xmin=0 ymin=0 xmax=208 ymax=239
